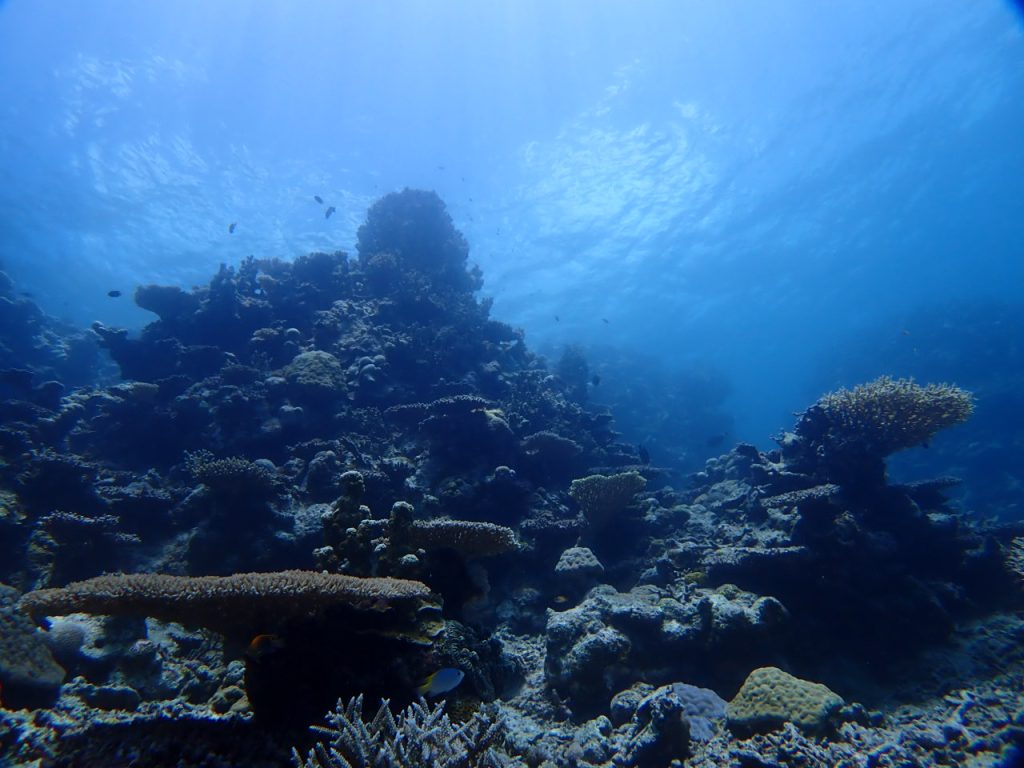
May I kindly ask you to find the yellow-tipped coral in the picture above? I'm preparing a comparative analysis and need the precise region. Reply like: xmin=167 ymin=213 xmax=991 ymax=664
xmin=811 ymin=376 xmax=973 ymax=456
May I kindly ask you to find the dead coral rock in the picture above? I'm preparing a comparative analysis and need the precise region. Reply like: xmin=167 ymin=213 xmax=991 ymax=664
xmin=0 ymin=584 xmax=65 ymax=709
xmin=408 ymin=518 xmax=519 ymax=558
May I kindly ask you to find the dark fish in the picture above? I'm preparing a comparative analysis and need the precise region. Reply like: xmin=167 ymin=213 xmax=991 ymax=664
xmin=437 ymin=165 xmax=445 ymax=171
xmin=246 ymin=633 xmax=286 ymax=661
xmin=601 ymin=318 xmax=609 ymax=324
xmin=591 ymin=374 xmax=601 ymax=386
xmin=0 ymin=368 xmax=33 ymax=388
xmin=228 ymin=222 xmax=237 ymax=234
xmin=107 ymin=290 xmax=121 ymax=298
xmin=554 ymin=315 xmax=560 ymax=322
xmin=706 ymin=434 xmax=726 ymax=448
xmin=19 ymin=291 xmax=33 ymax=298
xmin=314 ymin=195 xmax=324 ymax=204
xmin=638 ymin=445 xmax=650 ymax=464
xmin=325 ymin=206 xmax=336 ymax=219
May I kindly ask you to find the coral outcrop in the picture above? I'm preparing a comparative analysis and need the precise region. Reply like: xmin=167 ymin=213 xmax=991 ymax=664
xmin=726 ymin=666 xmax=844 ymax=736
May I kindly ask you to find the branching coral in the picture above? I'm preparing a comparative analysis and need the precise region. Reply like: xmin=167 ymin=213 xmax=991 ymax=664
xmin=293 ymin=694 xmax=520 ymax=768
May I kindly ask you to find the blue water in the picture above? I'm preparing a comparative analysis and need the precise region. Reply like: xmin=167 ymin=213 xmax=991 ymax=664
xmin=2 ymin=0 xmax=1022 ymax=453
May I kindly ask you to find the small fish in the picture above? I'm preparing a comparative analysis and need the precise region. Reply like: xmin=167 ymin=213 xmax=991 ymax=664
xmin=901 ymin=329 xmax=911 ymax=336
xmin=107 ymin=290 xmax=122 ymax=298
xmin=601 ymin=318 xmax=609 ymax=324
xmin=314 ymin=195 xmax=324 ymax=204
xmin=551 ymin=595 xmax=571 ymax=606
xmin=246 ymin=633 xmax=286 ymax=660
xmin=638 ymin=445 xmax=650 ymax=465
xmin=228 ymin=222 xmax=237 ymax=234
xmin=19 ymin=291 xmax=33 ymax=298
xmin=554 ymin=315 xmax=560 ymax=322
xmin=437 ymin=165 xmax=445 ymax=171
xmin=325 ymin=206 xmax=336 ymax=219
xmin=706 ymin=434 xmax=726 ymax=448
xmin=591 ymin=374 xmax=601 ymax=386
xmin=416 ymin=667 xmax=464 ymax=697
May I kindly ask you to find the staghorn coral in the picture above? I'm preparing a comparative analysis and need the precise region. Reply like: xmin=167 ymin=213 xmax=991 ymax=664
xmin=19 ymin=570 xmax=433 ymax=641
xmin=568 ymin=471 xmax=647 ymax=528
xmin=293 ymin=694 xmax=521 ymax=768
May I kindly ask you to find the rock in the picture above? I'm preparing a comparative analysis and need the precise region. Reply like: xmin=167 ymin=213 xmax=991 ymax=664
xmin=615 ymin=685 xmax=693 ymax=767
xmin=0 ymin=585 xmax=64 ymax=709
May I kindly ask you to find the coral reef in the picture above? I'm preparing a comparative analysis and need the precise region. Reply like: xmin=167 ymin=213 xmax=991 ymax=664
xmin=1 ymin=191 xmax=1021 ymax=767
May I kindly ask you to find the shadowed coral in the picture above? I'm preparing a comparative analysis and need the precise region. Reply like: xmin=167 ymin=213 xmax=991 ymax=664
xmin=184 ymin=450 xmax=279 ymax=497
xmin=404 ymin=519 xmax=519 ymax=558
xmin=293 ymin=694 xmax=520 ymax=768
xmin=569 ymin=471 xmax=647 ymax=528
xmin=19 ymin=570 xmax=433 ymax=641
xmin=807 ymin=376 xmax=973 ymax=455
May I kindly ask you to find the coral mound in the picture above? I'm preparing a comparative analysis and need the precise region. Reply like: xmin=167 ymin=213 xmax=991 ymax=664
xmin=726 ymin=666 xmax=844 ymax=736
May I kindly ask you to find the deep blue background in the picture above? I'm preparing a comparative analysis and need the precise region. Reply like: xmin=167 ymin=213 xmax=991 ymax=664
xmin=1 ymin=1 xmax=1022 ymax=491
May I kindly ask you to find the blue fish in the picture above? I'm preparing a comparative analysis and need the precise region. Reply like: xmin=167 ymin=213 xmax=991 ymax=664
xmin=416 ymin=667 xmax=464 ymax=697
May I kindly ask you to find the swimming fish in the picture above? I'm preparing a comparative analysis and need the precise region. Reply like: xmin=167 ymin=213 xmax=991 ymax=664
xmin=416 ymin=667 xmax=464 ymax=697
xmin=638 ymin=445 xmax=650 ymax=465
xmin=325 ymin=206 xmax=336 ymax=219
xmin=107 ymin=290 xmax=122 ymax=298
xmin=246 ymin=633 xmax=286 ymax=660
xmin=314 ymin=195 xmax=324 ymax=204
xmin=228 ymin=222 xmax=237 ymax=234
xmin=591 ymin=374 xmax=601 ymax=386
